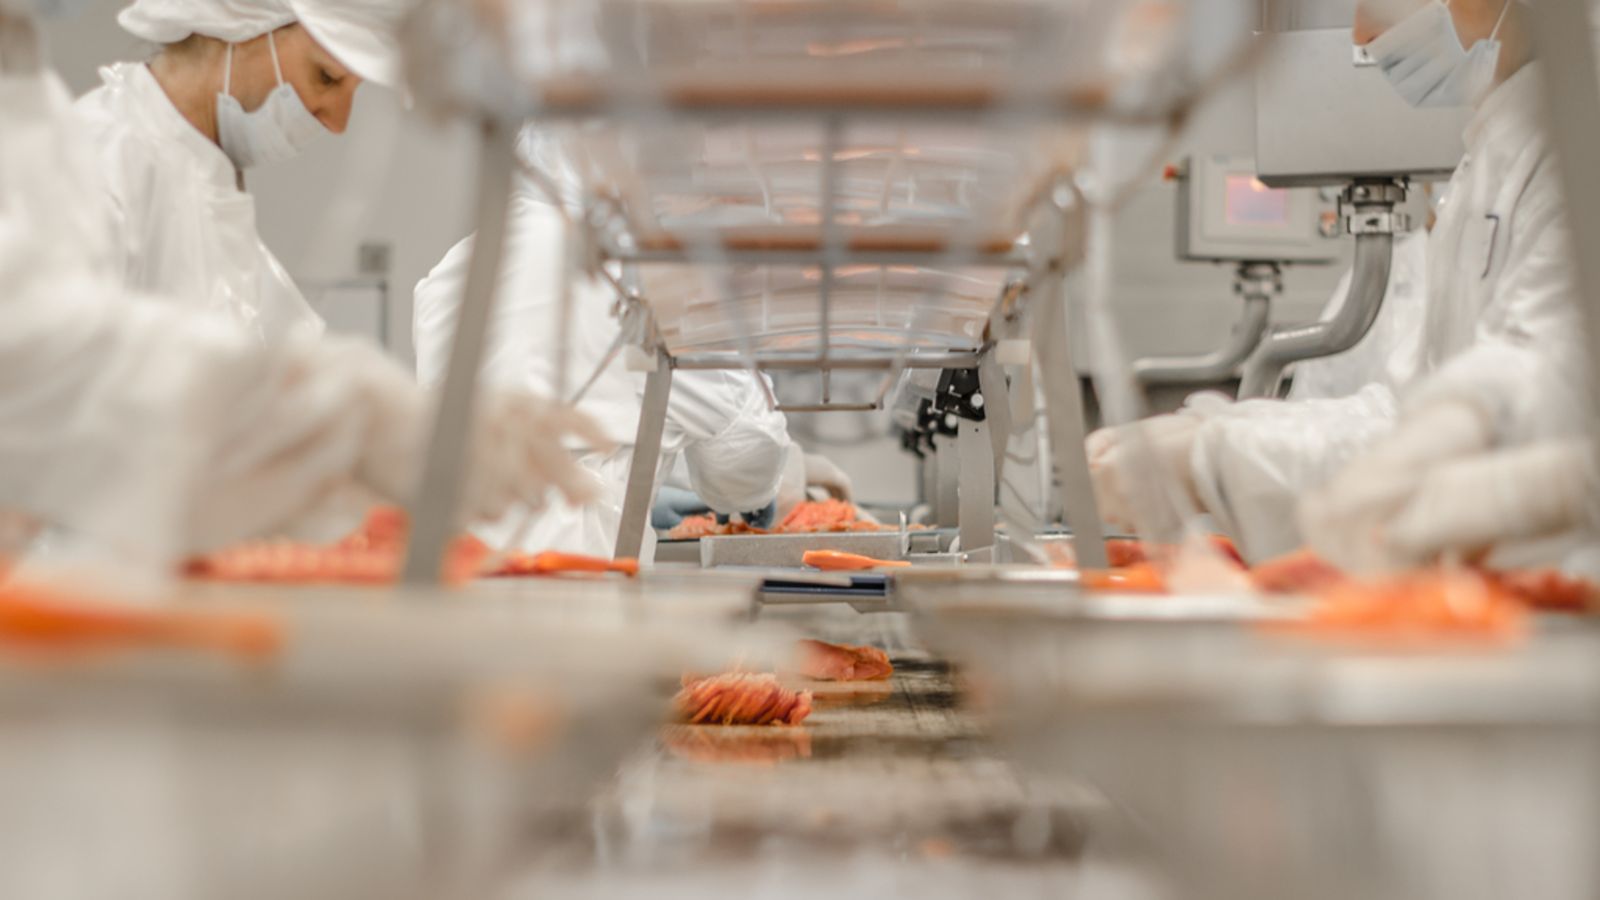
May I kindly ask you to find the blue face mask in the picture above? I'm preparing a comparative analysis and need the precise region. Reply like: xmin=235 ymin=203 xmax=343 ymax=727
xmin=1366 ymin=0 xmax=1511 ymax=108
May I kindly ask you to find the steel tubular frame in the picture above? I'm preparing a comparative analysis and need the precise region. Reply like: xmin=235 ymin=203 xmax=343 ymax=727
xmin=397 ymin=1 xmax=1271 ymax=579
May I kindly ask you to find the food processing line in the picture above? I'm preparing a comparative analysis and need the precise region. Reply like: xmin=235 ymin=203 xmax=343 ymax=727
xmin=11 ymin=1 xmax=1600 ymax=898
xmin=370 ymin=3 xmax=1600 ymax=896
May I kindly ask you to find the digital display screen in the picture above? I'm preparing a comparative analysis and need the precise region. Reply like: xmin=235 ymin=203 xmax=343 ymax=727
xmin=1224 ymin=174 xmax=1291 ymax=227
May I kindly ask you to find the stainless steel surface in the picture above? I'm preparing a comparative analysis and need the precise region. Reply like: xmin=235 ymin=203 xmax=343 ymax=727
xmin=0 ymin=584 xmax=768 ymax=900
xmin=615 ymin=353 xmax=673 ymax=561
xmin=404 ymin=122 xmax=516 ymax=586
xmin=907 ymin=573 xmax=1600 ymax=900
xmin=700 ymin=531 xmax=908 ymax=568
xmin=1254 ymin=28 xmax=1468 ymax=187
xmin=1239 ymin=182 xmax=1403 ymax=398
xmin=1135 ymin=261 xmax=1276 ymax=385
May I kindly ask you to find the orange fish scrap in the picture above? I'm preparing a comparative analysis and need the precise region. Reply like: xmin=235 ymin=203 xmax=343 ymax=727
xmin=490 ymin=551 xmax=639 ymax=578
xmin=802 ymin=549 xmax=910 ymax=572
xmin=674 ymin=672 xmax=814 ymax=726
xmin=1251 ymin=549 xmax=1599 ymax=614
xmin=187 ymin=506 xmax=491 ymax=586
xmin=795 ymin=638 xmax=894 ymax=681
xmin=1271 ymin=570 xmax=1528 ymax=643
xmin=0 ymin=581 xmax=281 ymax=661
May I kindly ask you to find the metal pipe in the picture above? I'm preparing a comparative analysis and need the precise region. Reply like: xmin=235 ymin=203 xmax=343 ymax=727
xmin=403 ymin=123 xmax=517 ymax=585
xmin=1238 ymin=181 xmax=1406 ymax=398
xmin=1134 ymin=262 xmax=1278 ymax=385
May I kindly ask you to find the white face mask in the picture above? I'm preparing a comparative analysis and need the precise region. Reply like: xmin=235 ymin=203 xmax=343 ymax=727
xmin=1366 ymin=0 xmax=1511 ymax=108
xmin=215 ymin=30 xmax=325 ymax=169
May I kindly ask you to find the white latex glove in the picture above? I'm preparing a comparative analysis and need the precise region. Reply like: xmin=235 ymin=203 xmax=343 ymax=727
xmin=342 ymin=341 xmax=611 ymax=525
xmin=1299 ymin=398 xmax=1495 ymax=572
xmin=803 ymin=452 xmax=854 ymax=502
xmin=1383 ymin=440 xmax=1597 ymax=564
xmin=1086 ymin=413 xmax=1205 ymax=530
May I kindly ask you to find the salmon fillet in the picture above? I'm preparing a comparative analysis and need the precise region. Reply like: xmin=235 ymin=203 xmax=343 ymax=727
xmin=674 ymin=672 xmax=813 ymax=726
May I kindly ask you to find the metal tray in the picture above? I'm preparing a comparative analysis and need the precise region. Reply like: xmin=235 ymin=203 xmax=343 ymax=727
xmin=700 ymin=531 xmax=909 ymax=568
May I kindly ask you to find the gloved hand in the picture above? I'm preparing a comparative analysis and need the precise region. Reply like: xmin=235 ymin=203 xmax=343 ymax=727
xmin=1299 ymin=397 xmax=1496 ymax=572
xmin=1086 ymin=413 xmax=1205 ymax=530
xmin=185 ymin=336 xmax=611 ymax=551
xmin=1085 ymin=392 xmax=1234 ymax=530
xmin=340 ymin=338 xmax=611 ymax=523
xmin=803 ymin=452 xmax=854 ymax=502
xmin=773 ymin=445 xmax=808 ymax=524
xmin=1380 ymin=440 xmax=1596 ymax=564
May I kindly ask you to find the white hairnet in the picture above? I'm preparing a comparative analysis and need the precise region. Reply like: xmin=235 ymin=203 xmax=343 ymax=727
xmin=116 ymin=0 xmax=406 ymax=87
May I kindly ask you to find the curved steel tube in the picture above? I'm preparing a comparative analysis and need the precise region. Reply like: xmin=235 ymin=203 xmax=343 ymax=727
xmin=1238 ymin=230 xmax=1394 ymax=398
xmin=1135 ymin=291 xmax=1272 ymax=385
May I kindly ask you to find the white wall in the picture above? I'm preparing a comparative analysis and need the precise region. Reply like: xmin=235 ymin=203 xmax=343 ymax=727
xmin=40 ymin=10 xmax=482 ymax=364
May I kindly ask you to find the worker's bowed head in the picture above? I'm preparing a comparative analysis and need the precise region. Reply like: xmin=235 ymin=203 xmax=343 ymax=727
xmin=117 ymin=0 xmax=410 ymax=167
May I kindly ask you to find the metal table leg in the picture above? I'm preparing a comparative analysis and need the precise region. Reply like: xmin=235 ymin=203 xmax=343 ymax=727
xmin=934 ymin=437 xmax=961 ymax=529
xmin=614 ymin=353 xmax=673 ymax=560
xmin=1032 ymin=263 xmax=1108 ymax=569
xmin=977 ymin=353 xmax=1012 ymax=485
xmin=403 ymin=122 xmax=516 ymax=586
xmin=958 ymin=419 xmax=997 ymax=553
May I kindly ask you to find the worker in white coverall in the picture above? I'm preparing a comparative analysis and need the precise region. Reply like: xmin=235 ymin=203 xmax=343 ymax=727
xmin=0 ymin=9 xmax=606 ymax=573
xmin=72 ymin=0 xmax=407 ymax=344
xmin=1301 ymin=0 xmax=1600 ymax=574
xmin=1091 ymin=0 xmax=1595 ymax=569
xmin=415 ymin=129 xmax=812 ymax=558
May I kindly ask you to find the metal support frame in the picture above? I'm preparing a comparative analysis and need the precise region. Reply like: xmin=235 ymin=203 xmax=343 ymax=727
xmin=957 ymin=419 xmax=997 ymax=552
xmin=1032 ymin=266 xmax=1108 ymax=569
xmin=1527 ymin=3 xmax=1600 ymax=484
xmin=977 ymin=354 xmax=1012 ymax=484
xmin=614 ymin=353 xmax=674 ymax=560
xmin=1238 ymin=180 xmax=1406 ymax=398
xmin=934 ymin=437 xmax=961 ymax=529
xmin=403 ymin=122 xmax=516 ymax=585
xmin=1134 ymin=261 xmax=1280 ymax=385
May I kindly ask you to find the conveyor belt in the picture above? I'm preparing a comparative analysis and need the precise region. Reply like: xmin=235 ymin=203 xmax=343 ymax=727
xmin=494 ymin=611 xmax=1175 ymax=898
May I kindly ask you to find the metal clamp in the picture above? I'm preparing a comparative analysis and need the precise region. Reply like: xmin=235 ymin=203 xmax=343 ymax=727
xmin=1341 ymin=180 xmax=1412 ymax=235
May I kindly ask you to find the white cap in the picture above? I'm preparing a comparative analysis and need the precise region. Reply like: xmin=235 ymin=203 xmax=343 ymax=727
xmin=116 ymin=0 xmax=408 ymax=88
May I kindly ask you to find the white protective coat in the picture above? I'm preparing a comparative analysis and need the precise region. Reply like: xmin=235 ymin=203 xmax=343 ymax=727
xmin=1302 ymin=61 xmax=1599 ymax=572
xmin=72 ymin=61 xmax=324 ymax=345
xmin=0 ymin=68 xmax=366 ymax=568
xmin=1 ymin=69 xmax=603 ymax=574
xmin=413 ymin=146 xmax=794 ymax=557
